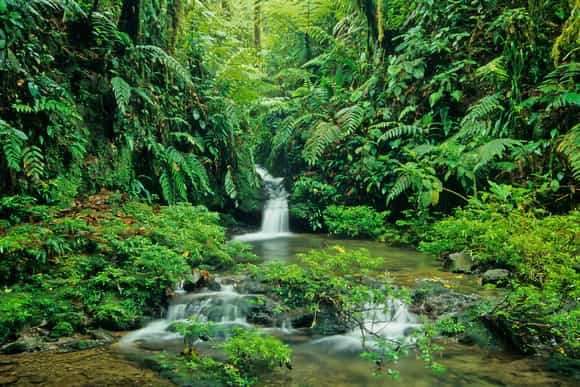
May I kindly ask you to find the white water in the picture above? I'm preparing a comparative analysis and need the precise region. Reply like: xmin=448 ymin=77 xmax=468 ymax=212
xmin=235 ymin=166 xmax=291 ymax=242
xmin=120 ymin=279 xmax=289 ymax=347
xmin=311 ymin=299 xmax=420 ymax=352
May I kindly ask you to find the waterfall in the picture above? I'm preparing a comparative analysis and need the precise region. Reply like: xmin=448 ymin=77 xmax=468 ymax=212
xmin=235 ymin=166 xmax=291 ymax=242
xmin=119 ymin=278 xmax=291 ymax=347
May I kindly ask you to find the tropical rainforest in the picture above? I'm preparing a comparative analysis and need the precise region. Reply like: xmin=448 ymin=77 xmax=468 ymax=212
xmin=0 ymin=0 xmax=578 ymax=386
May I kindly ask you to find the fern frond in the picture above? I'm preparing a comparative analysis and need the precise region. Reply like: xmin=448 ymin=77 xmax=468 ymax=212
xmin=387 ymin=175 xmax=413 ymax=204
xmin=224 ymin=169 xmax=238 ymax=200
xmin=476 ymin=56 xmax=509 ymax=82
xmin=474 ymin=138 xmax=522 ymax=171
xmin=379 ymin=124 xmax=425 ymax=141
xmin=336 ymin=105 xmax=364 ymax=134
xmin=0 ymin=119 xmax=27 ymax=172
xmin=184 ymin=154 xmax=212 ymax=196
xmin=159 ymin=171 xmax=175 ymax=204
xmin=303 ymin=120 xmax=341 ymax=166
xmin=557 ymin=123 xmax=580 ymax=180
xmin=111 ymin=76 xmax=132 ymax=116
xmin=22 ymin=146 xmax=44 ymax=180
xmin=132 ymin=45 xmax=193 ymax=86
xmin=547 ymin=92 xmax=580 ymax=111
xmin=270 ymin=116 xmax=297 ymax=159
xmin=459 ymin=94 xmax=504 ymax=138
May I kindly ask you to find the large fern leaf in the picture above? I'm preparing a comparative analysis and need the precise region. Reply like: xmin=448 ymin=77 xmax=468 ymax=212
xmin=303 ymin=120 xmax=341 ymax=166
xmin=336 ymin=104 xmax=364 ymax=134
xmin=111 ymin=76 xmax=132 ymax=116
xmin=474 ymin=138 xmax=522 ymax=171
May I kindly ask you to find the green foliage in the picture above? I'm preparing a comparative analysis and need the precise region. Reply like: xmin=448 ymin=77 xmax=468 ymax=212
xmin=420 ymin=185 xmax=580 ymax=355
xmin=290 ymin=176 xmax=337 ymax=230
xmin=219 ymin=328 xmax=291 ymax=375
xmin=0 ymin=198 xmax=238 ymax=342
xmin=323 ymin=205 xmax=391 ymax=239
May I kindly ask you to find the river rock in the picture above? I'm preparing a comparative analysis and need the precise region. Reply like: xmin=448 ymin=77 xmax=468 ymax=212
xmin=1 ymin=337 xmax=49 ymax=354
xmin=445 ymin=251 xmax=475 ymax=273
xmin=246 ymin=298 xmax=277 ymax=326
xmin=183 ymin=270 xmax=221 ymax=292
xmin=482 ymin=269 xmax=510 ymax=286
xmin=410 ymin=279 xmax=480 ymax=319
xmin=234 ymin=279 xmax=267 ymax=295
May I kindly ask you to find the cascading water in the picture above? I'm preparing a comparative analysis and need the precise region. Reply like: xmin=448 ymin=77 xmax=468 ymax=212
xmin=235 ymin=166 xmax=291 ymax=242
xmin=311 ymin=299 xmax=420 ymax=352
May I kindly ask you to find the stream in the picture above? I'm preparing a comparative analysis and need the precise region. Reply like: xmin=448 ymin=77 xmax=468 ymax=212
xmin=117 ymin=168 xmax=574 ymax=386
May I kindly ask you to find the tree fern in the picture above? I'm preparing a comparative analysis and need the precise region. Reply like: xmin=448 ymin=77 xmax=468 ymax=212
xmin=303 ymin=120 xmax=341 ymax=166
xmin=111 ymin=76 xmax=132 ymax=116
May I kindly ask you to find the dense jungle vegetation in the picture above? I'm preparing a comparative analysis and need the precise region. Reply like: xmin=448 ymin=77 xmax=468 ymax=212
xmin=0 ymin=0 xmax=579 ymax=385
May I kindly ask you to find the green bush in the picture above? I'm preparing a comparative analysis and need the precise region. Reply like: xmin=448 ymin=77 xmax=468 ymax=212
xmin=219 ymin=328 xmax=291 ymax=375
xmin=50 ymin=321 xmax=74 ymax=338
xmin=0 ymin=292 xmax=33 ymax=344
xmin=323 ymin=205 xmax=391 ymax=239
xmin=290 ymin=177 xmax=338 ymax=230
xmin=0 ymin=199 xmax=239 ymax=341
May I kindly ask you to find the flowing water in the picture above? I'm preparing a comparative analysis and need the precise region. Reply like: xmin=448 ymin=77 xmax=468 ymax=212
xmin=117 ymin=168 xmax=575 ymax=386
xmin=235 ymin=166 xmax=291 ymax=242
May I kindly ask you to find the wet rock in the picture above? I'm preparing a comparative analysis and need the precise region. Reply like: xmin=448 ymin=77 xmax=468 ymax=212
xmin=25 ymin=375 xmax=46 ymax=384
xmin=234 ymin=279 xmax=267 ymax=294
xmin=288 ymin=308 xmax=314 ymax=328
xmin=547 ymin=354 xmax=580 ymax=379
xmin=410 ymin=279 xmax=480 ymax=319
xmin=457 ymin=319 xmax=504 ymax=351
xmin=0 ymin=337 xmax=49 ymax=354
xmin=445 ymin=251 xmax=475 ymax=273
xmin=88 ymin=328 xmax=114 ymax=343
xmin=482 ymin=314 xmax=541 ymax=354
xmin=313 ymin=303 xmax=351 ymax=335
xmin=482 ymin=269 xmax=510 ymax=287
xmin=183 ymin=270 xmax=221 ymax=292
xmin=247 ymin=298 xmax=277 ymax=326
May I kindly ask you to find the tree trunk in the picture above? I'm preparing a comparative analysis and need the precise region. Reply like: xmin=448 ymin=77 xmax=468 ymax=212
xmin=119 ymin=0 xmax=141 ymax=43
xmin=254 ymin=0 xmax=262 ymax=51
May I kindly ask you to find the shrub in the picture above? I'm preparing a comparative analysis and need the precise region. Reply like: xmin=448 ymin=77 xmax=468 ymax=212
xmin=290 ymin=177 xmax=338 ymax=230
xmin=323 ymin=205 xmax=391 ymax=239
xmin=0 ymin=292 xmax=33 ymax=344
xmin=219 ymin=328 xmax=291 ymax=375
